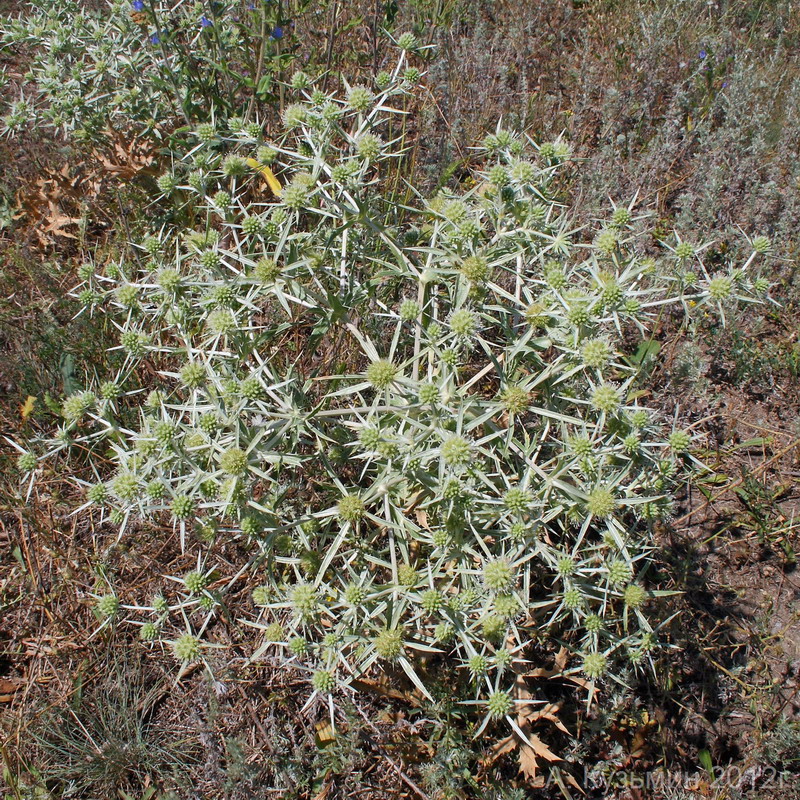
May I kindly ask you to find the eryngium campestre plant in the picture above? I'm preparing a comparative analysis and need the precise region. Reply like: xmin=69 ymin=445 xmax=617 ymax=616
xmin=17 ymin=52 xmax=771 ymax=722
xmin=0 ymin=0 xmax=297 ymax=144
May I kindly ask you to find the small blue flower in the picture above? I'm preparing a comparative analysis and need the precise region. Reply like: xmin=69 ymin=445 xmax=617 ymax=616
xmin=149 ymin=32 xmax=160 ymax=44
xmin=247 ymin=2 xmax=255 ymax=8
xmin=699 ymin=49 xmax=707 ymax=59
xmin=200 ymin=15 xmax=212 ymax=27
xmin=132 ymin=0 xmax=144 ymax=9
xmin=271 ymin=26 xmax=283 ymax=39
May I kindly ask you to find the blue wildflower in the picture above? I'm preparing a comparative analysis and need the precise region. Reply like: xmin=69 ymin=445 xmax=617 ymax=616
xmin=200 ymin=15 xmax=212 ymax=27
xmin=132 ymin=0 xmax=144 ymax=9
xmin=271 ymin=26 xmax=283 ymax=39
xmin=150 ymin=32 xmax=160 ymax=44
xmin=699 ymin=49 xmax=707 ymax=59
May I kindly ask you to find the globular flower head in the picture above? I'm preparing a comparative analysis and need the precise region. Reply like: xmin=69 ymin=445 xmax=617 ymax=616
xmin=396 ymin=31 xmax=417 ymax=51
xmin=282 ymin=179 xmax=311 ymax=209
xmin=483 ymin=558 xmax=514 ymax=592
xmin=120 ymin=331 xmax=150 ymax=358
xmin=488 ymin=164 xmax=509 ymax=188
xmin=288 ymin=636 xmax=308 ymax=656
xmin=373 ymin=627 xmax=404 ymax=660
xmin=62 ymin=391 xmax=95 ymax=421
xmin=623 ymin=433 xmax=640 ymax=454
xmin=582 ymin=651 xmax=607 ymax=679
xmin=283 ymin=103 xmax=308 ymax=129
xmin=312 ymin=669 xmax=336 ymax=693
xmin=556 ymin=556 xmax=576 ymax=578
xmin=207 ymin=309 xmax=235 ymax=335
xmin=420 ymin=589 xmax=444 ymax=614
xmin=668 ymin=430 xmax=691 ymax=454
xmin=17 ymin=451 xmax=37 ymax=472
xmin=585 ymin=614 xmax=603 ymax=633
xmin=580 ymin=338 xmax=612 ymax=370
xmin=586 ymin=487 xmax=616 ymax=518
xmin=499 ymin=385 xmax=530 ymax=415
xmin=481 ymin=614 xmax=508 ymax=642
xmin=153 ymin=421 xmax=176 ymax=446
xmin=222 ymin=154 xmax=247 ymax=177
xmin=252 ymin=585 xmax=271 ymax=606
xmin=172 ymin=633 xmax=201 ymax=662
xmin=707 ymin=275 xmax=733 ymax=301
xmin=252 ymin=257 xmax=282 ymax=283
xmin=219 ymin=446 xmax=248 ymax=476
xmin=140 ymin=622 xmax=158 ymax=641
xmin=343 ymin=583 xmax=367 ymax=606
xmin=153 ymin=594 xmax=169 ymax=614
xmin=563 ymin=588 xmax=582 ymax=609
xmin=241 ymin=214 xmax=263 ymax=236
xmin=157 ymin=172 xmax=178 ymax=195
xmin=346 ymin=85 xmax=373 ymax=112
xmin=87 ymin=482 xmax=107 ymax=504
xmin=356 ymin=133 xmax=382 ymax=162
xmin=493 ymin=593 xmax=519 ymax=619
xmin=674 ymin=241 xmax=695 ymax=260
xmin=486 ymin=690 xmax=513 ymax=719
xmin=440 ymin=435 xmax=471 ymax=467
xmin=449 ymin=309 xmax=477 ymax=337
xmin=591 ymin=384 xmax=622 ymax=414
xmin=467 ymin=653 xmax=489 ymax=677
xmin=611 ymin=207 xmax=632 ymax=228
xmin=184 ymin=570 xmax=208 ymax=594
xmin=594 ymin=229 xmax=618 ymax=255
xmin=510 ymin=159 xmax=537 ymax=183
xmin=97 ymin=594 xmax=119 ymax=618
xmin=607 ymin=560 xmax=633 ymax=586
xmin=397 ymin=564 xmax=419 ymax=586
xmin=171 ymin=495 xmax=195 ymax=521
xmin=503 ymin=487 xmax=531 ymax=513
xmin=180 ymin=362 xmax=206 ymax=389
xmin=115 ymin=284 xmax=139 ymax=308
xmin=418 ymin=382 xmax=440 ymax=405
xmin=460 ymin=255 xmax=489 ymax=283
xmin=256 ymin=145 xmax=278 ymax=165
xmin=624 ymin=583 xmax=648 ymax=608
xmin=212 ymin=190 xmax=231 ymax=210
xmin=399 ymin=299 xmax=420 ymax=321
xmin=113 ymin=473 xmax=139 ymax=502
xmin=365 ymin=359 xmax=398 ymax=389
xmin=337 ymin=494 xmax=365 ymax=522
xmin=434 ymin=621 xmax=455 ymax=643
xmin=99 ymin=381 xmax=121 ymax=401
xmin=291 ymin=583 xmax=319 ymax=617
xmin=752 ymin=235 xmax=771 ymax=254
xmin=196 ymin=123 xmax=216 ymax=142
xmin=291 ymin=70 xmax=311 ymax=90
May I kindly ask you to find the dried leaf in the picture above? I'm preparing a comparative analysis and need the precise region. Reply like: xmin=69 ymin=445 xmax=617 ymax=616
xmin=518 ymin=733 xmax=560 ymax=780
xmin=246 ymin=158 xmax=282 ymax=196
xmin=0 ymin=678 xmax=21 ymax=703
xmin=350 ymin=675 xmax=424 ymax=707
xmin=315 ymin=719 xmax=336 ymax=746
xmin=20 ymin=395 xmax=36 ymax=422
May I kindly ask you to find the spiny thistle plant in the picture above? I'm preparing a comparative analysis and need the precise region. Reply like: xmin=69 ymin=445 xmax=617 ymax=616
xmin=1 ymin=0 xmax=296 ymax=142
xmin=12 ymin=47 xmax=774 ymax=731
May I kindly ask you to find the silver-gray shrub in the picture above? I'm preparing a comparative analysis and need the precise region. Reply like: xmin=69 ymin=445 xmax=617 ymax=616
xmin=15 ymin=55 xmax=772 ymax=721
